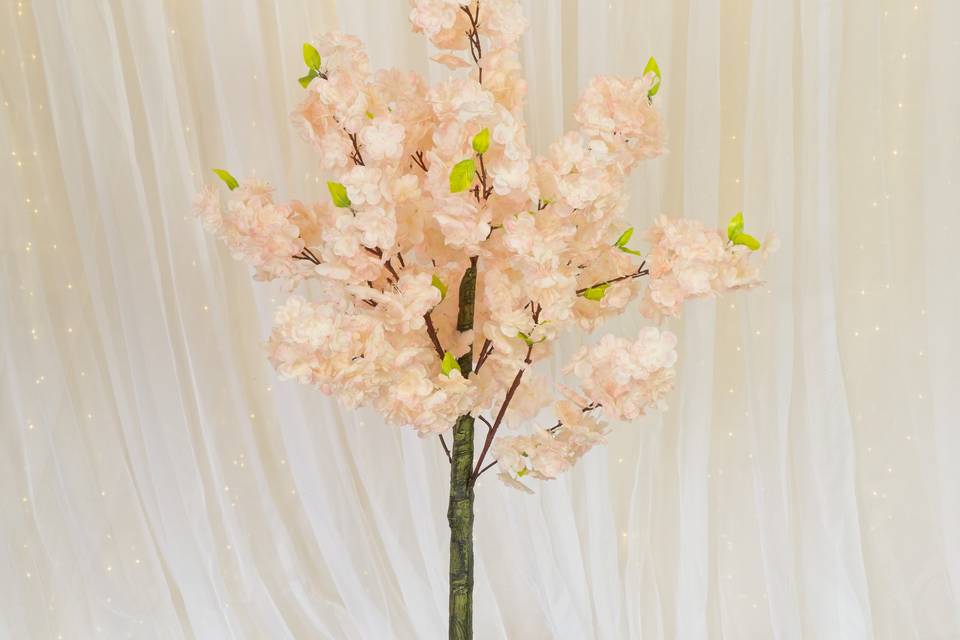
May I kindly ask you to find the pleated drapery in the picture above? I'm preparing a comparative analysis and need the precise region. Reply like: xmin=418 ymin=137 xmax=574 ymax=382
xmin=1 ymin=0 xmax=958 ymax=637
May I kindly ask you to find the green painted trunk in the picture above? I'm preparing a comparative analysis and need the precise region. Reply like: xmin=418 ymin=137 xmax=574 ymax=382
xmin=449 ymin=255 xmax=478 ymax=638
xmin=447 ymin=414 xmax=475 ymax=639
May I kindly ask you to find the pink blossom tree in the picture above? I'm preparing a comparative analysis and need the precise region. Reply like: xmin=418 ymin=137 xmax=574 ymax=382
xmin=194 ymin=1 xmax=774 ymax=637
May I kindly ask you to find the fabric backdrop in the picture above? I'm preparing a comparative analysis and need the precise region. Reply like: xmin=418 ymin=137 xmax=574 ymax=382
xmin=2 ymin=0 xmax=959 ymax=637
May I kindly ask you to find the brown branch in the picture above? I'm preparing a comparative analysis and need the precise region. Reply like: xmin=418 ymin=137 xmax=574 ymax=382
xmin=471 ymin=342 xmax=534 ymax=483
xmin=411 ymin=150 xmax=427 ymax=172
xmin=460 ymin=3 xmax=484 ymax=83
xmin=474 ymin=403 xmax=601 ymax=481
xmin=547 ymin=403 xmax=601 ymax=434
xmin=474 ymin=338 xmax=493 ymax=373
xmin=439 ymin=434 xmax=452 ymax=463
xmin=424 ymin=311 xmax=445 ymax=359
xmin=384 ymin=258 xmax=400 ymax=281
xmin=575 ymin=262 xmax=648 ymax=295
xmin=475 ymin=460 xmax=498 ymax=478
xmin=477 ymin=153 xmax=493 ymax=201
xmin=477 ymin=414 xmax=492 ymax=431
xmin=348 ymin=132 xmax=365 ymax=166
xmin=292 ymin=250 xmax=320 ymax=265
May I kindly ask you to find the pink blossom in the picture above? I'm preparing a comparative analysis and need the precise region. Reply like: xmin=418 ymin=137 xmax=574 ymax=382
xmin=192 ymin=180 xmax=311 ymax=283
xmin=565 ymin=328 xmax=678 ymax=421
xmin=194 ymin=0 xmax=773 ymax=492
xmin=341 ymin=165 xmax=384 ymax=206
xmin=360 ymin=119 xmax=406 ymax=161
xmin=429 ymin=78 xmax=496 ymax=125
xmin=575 ymin=75 xmax=665 ymax=164
xmin=640 ymin=215 xmax=775 ymax=319
xmin=431 ymin=53 xmax=472 ymax=69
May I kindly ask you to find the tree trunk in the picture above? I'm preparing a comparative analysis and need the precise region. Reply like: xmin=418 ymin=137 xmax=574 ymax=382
xmin=449 ymin=255 xmax=478 ymax=639
xmin=447 ymin=413 xmax=475 ymax=639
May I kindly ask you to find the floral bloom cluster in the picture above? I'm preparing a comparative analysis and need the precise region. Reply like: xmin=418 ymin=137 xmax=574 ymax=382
xmin=193 ymin=0 xmax=773 ymax=492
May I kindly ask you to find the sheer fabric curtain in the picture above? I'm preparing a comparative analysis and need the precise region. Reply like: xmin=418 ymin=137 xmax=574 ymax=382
xmin=2 ymin=0 xmax=958 ymax=637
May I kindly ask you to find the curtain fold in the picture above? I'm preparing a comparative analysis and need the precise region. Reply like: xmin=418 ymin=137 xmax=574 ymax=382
xmin=1 ymin=0 xmax=957 ymax=637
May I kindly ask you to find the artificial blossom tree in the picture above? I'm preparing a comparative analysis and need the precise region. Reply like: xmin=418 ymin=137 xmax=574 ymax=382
xmin=194 ymin=1 xmax=774 ymax=637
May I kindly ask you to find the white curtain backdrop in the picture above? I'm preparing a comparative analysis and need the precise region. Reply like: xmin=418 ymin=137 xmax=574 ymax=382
xmin=2 ymin=0 xmax=959 ymax=637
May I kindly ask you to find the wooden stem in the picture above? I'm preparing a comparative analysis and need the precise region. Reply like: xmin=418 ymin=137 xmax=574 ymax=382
xmin=448 ymin=254 xmax=479 ymax=639
xmin=447 ymin=413 xmax=475 ymax=639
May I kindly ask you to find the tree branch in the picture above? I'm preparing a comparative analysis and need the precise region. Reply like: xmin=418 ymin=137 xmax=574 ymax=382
xmin=475 ymin=460 xmax=498 ymax=479
xmin=348 ymin=132 xmax=365 ymax=166
xmin=575 ymin=262 xmax=648 ymax=295
xmin=411 ymin=150 xmax=427 ymax=172
xmin=424 ymin=310 xmax=445 ymax=359
xmin=439 ymin=434 xmax=452 ymax=463
xmin=471 ymin=342 xmax=533 ymax=483
xmin=460 ymin=3 xmax=484 ymax=84
xmin=474 ymin=339 xmax=493 ymax=373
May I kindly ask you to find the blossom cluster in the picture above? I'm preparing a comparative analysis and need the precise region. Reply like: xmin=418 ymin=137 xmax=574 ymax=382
xmin=567 ymin=327 xmax=678 ymax=420
xmin=492 ymin=398 xmax=608 ymax=494
xmin=640 ymin=215 xmax=777 ymax=320
xmin=193 ymin=0 xmax=773 ymax=492
xmin=194 ymin=181 xmax=313 ymax=284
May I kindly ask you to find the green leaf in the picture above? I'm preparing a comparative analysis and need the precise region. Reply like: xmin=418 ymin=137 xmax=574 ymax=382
xmin=614 ymin=227 xmax=634 ymax=248
xmin=644 ymin=56 xmax=662 ymax=98
xmin=583 ymin=283 xmax=610 ymax=301
xmin=327 ymin=181 xmax=351 ymax=208
xmin=619 ymin=246 xmax=643 ymax=257
xmin=303 ymin=43 xmax=322 ymax=71
xmin=212 ymin=168 xmax=239 ymax=191
xmin=449 ymin=158 xmax=476 ymax=193
xmin=727 ymin=211 xmax=744 ymax=241
xmin=472 ymin=128 xmax=491 ymax=154
xmin=365 ymin=110 xmax=375 ymax=119
xmin=298 ymin=69 xmax=318 ymax=88
xmin=517 ymin=332 xmax=546 ymax=346
xmin=431 ymin=274 xmax=448 ymax=300
xmin=517 ymin=467 xmax=529 ymax=477
xmin=441 ymin=351 xmax=461 ymax=376
xmin=732 ymin=232 xmax=761 ymax=251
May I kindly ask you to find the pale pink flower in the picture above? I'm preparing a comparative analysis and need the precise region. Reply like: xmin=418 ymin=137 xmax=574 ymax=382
xmin=429 ymin=78 xmax=496 ymax=125
xmin=565 ymin=328 xmax=678 ymax=421
xmin=431 ymin=53 xmax=472 ymax=69
xmin=193 ymin=180 xmax=310 ymax=283
xmin=354 ymin=205 xmax=397 ymax=250
xmin=575 ymin=74 xmax=665 ymax=163
xmin=433 ymin=197 xmax=490 ymax=249
xmin=482 ymin=0 xmax=528 ymax=47
xmin=409 ymin=0 xmax=462 ymax=42
xmin=341 ymin=165 xmax=384 ymax=206
xmin=640 ymin=215 xmax=774 ymax=319
xmin=360 ymin=119 xmax=406 ymax=161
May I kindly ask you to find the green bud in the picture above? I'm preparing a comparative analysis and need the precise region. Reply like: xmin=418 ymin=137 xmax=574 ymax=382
xmin=441 ymin=351 xmax=461 ymax=376
xmin=727 ymin=211 xmax=744 ymax=241
xmin=303 ymin=43 xmax=321 ymax=71
xmin=431 ymin=274 xmax=448 ymax=300
xmin=449 ymin=158 xmax=476 ymax=193
xmin=614 ymin=227 xmax=634 ymax=248
xmin=212 ymin=168 xmax=239 ymax=190
xmin=643 ymin=56 xmax=662 ymax=99
xmin=472 ymin=128 xmax=491 ymax=154
xmin=583 ymin=283 xmax=610 ymax=301
xmin=327 ymin=181 xmax=351 ymax=208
